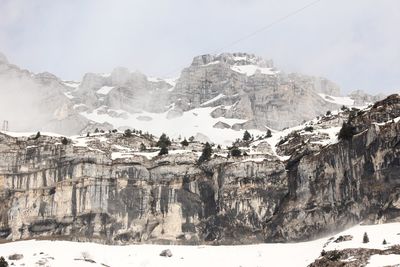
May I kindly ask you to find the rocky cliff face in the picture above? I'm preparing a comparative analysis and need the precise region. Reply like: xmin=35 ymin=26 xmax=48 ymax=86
xmin=0 ymin=131 xmax=287 ymax=244
xmin=171 ymin=53 xmax=342 ymax=130
xmin=0 ymin=95 xmax=399 ymax=245
xmin=265 ymin=94 xmax=400 ymax=242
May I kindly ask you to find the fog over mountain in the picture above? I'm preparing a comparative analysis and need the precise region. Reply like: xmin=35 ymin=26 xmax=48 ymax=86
xmin=0 ymin=51 xmax=388 ymax=140
xmin=0 ymin=0 xmax=399 ymax=94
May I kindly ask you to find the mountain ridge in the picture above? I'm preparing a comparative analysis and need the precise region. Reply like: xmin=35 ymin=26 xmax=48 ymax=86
xmin=0 ymin=51 xmax=388 ymax=143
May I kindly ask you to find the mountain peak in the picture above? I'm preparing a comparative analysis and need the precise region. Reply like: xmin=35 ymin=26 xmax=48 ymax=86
xmin=191 ymin=52 xmax=273 ymax=68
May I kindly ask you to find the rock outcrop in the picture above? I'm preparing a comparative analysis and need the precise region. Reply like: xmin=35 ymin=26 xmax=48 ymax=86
xmin=171 ymin=53 xmax=343 ymax=130
xmin=0 ymin=95 xmax=399 ymax=245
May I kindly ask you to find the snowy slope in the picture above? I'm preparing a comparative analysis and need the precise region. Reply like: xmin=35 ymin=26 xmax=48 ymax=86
xmin=318 ymin=93 xmax=355 ymax=106
xmin=0 ymin=238 xmax=326 ymax=267
xmin=2 ymin=223 xmax=400 ymax=267
xmin=80 ymin=106 xmax=265 ymax=146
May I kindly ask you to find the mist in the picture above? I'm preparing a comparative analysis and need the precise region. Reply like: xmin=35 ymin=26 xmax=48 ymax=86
xmin=0 ymin=0 xmax=399 ymax=94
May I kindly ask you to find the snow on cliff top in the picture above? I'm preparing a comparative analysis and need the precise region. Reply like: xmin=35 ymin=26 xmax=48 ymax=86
xmin=80 ymin=106 xmax=264 ymax=146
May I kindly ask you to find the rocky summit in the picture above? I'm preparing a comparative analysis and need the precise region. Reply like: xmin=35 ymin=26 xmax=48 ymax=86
xmin=0 ymin=94 xmax=399 ymax=245
xmin=0 ymin=52 xmax=384 ymax=141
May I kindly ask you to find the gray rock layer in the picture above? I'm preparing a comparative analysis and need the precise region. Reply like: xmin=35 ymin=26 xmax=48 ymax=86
xmin=0 ymin=95 xmax=399 ymax=245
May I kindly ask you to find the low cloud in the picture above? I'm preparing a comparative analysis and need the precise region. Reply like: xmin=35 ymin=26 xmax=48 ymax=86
xmin=0 ymin=0 xmax=399 ymax=94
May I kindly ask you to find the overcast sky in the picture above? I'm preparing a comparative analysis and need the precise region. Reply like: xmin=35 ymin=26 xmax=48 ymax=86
xmin=0 ymin=0 xmax=399 ymax=94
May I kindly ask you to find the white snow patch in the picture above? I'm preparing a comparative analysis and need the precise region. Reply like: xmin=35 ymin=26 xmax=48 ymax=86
xmin=262 ymin=124 xmax=304 ymax=160
xmin=233 ymin=56 xmax=248 ymax=61
xmin=311 ymin=127 xmax=341 ymax=146
xmin=231 ymin=65 xmax=278 ymax=76
xmin=200 ymin=94 xmax=225 ymax=106
xmin=165 ymin=78 xmax=178 ymax=87
xmin=73 ymin=104 xmax=87 ymax=109
xmin=72 ymin=137 xmax=89 ymax=147
xmin=111 ymin=152 xmax=135 ymax=160
xmin=63 ymin=92 xmax=75 ymax=99
xmin=203 ymin=60 xmax=220 ymax=66
xmin=81 ymin=106 xmax=262 ymax=146
xmin=96 ymin=86 xmax=114 ymax=95
xmin=318 ymin=93 xmax=355 ymax=106
xmin=147 ymin=77 xmax=162 ymax=82
xmin=367 ymin=254 xmax=400 ymax=267
xmin=2 ymin=223 xmax=400 ymax=267
xmin=242 ymin=157 xmax=266 ymax=162
xmin=324 ymin=223 xmax=400 ymax=251
xmin=374 ymin=116 xmax=400 ymax=126
xmin=62 ymin=81 xmax=80 ymax=88
xmin=148 ymin=77 xmax=177 ymax=88
xmin=133 ymin=151 xmax=160 ymax=159
xmin=0 ymin=239 xmax=326 ymax=267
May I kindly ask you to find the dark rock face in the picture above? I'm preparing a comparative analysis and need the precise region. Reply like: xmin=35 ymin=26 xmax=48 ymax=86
xmin=265 ymin=95 xmax=400 ymax=242
xmin=0 ymin=95 xmax=399 ymax=245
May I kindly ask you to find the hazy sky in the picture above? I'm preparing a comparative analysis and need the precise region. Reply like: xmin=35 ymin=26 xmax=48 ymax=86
xmin=0 ymin=0 xmax=399 ymax=94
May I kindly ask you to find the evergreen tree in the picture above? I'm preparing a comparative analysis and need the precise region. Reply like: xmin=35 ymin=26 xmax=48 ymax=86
xmin=198 ymin=142 xmax=212 ymax=164
xmin=86 ymin=132 xmax=90 ymax=137
xmin=326 ymin=110 xmax=332 ymax=116
xmin=158 ymin=145 xmax=168 ymax=156
xmin=304 ymin=126 xmax=314 ymax=132
xmin=124 ymin=129 xmax=133 ymax=137
xmin=266 ymin=129 xmax=272 ymax=138
xmin=243 ymin=130 xmax=251 ymax=141
xmin=383 ymin=239 xmax=387 ymax=245
xmin=0 ymin=257 xmax=8 ymax=267
xmin=180 ymin=138 xmax=189 ymax=147
xmin=338 ymin=122 xmax=356 ymax=140
xmin=33 ymin=131 xmax=41 ymax=140
xmin=94 ymin=128 xmax=99 ymax=133
xmin=189 ymin=136 xmax=195 ymax=142
xmin=230 ymin=147 xmax=242 ymax=157
xmin=156 ymin=133 xmax=171 ymax=147
xmin=363 ymin=232 xmax=369 ymax=243
xmin=61 ymin=137 xmax=68 ymax=145
xmin=140 ymin=143 xmax=146 ymax=151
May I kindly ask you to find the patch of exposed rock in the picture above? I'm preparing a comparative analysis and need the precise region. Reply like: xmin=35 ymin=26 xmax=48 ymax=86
xmin=309 ymin=246 xmax=400 ymax=267
xmin=213 ymin=121 xmax=230 ymax=129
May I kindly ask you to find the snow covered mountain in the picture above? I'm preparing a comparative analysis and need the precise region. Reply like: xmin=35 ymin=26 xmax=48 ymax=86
xmin=0 ymin=52 xmax=386 ymax=144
